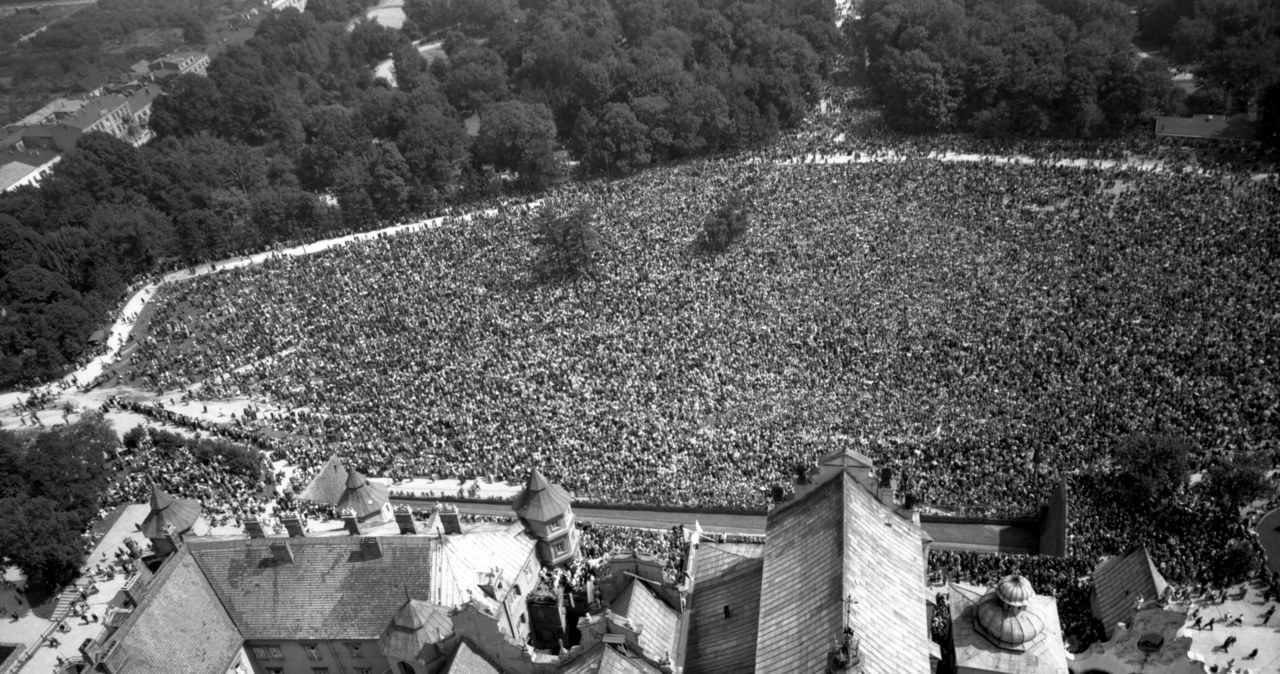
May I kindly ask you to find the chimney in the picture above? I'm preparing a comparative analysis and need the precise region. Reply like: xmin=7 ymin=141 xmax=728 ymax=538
xmin=438 ymin=503 xmax=462 ymax=535
xmin=244 ymin=517 xmax=266 ymax=539
xmin=359 ymin=537 xmax=382 ymax=560
xmin=877 ymin=467 xmax=896 ymax=506
xmin=270 ymin=541 xmax=294 ymax=565
xmin=394 ymin=505 xmax=419 ymax=534
xmin=342 ymin=508 xmax=362 ymax=535
xmin=281 ymin=512 xmax=307 ymax=538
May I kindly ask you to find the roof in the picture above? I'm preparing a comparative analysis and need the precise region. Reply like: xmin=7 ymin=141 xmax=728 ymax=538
xmin=1155 ymin=114 xmax=1256 ymax=142
xmin=379 ymin=599 xmax=454 ymax=662
xmin=511 ymin=469 xmax=573 ymax=522
xmin=337 ymin=468 xmax=390 ymax=518
xmin=433 ymin=523 xmax=537 ymax=606
xmin=446 ymin=640 xmax=502 ymax=674
xmin=949 ymin=583 xmax=1068 ymax=673
xmin=610 ymin=580 xmax=679 ymax=662
xmin=125 ymin=84 xmax=162 ymax=113
xmin=61 ymin=95 xmax=129 ymax=130
xmin=684 ymin=543 xmax=764 ymax=674
xmin=753 ymin=471 xmax=931 ymax=674
xmin=1092 ymin=546 xmax=1168 ymax=637
xmin=299 ymin=454 xmax=353 ymax=504
xmin=559 ymin=642 xmax=666 ymax=674
xmin=188 ymin=536 xmax=436 ymax=640
xmin=101 ymin=547 xmax=243 ymax=674
xmin=139 ymin=485 xmax=203 ymax=538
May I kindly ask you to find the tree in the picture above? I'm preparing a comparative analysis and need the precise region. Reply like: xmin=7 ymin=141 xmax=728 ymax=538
xmin=1258 ymin=81 xmax=1280 ymax=154
xmin=532 ymin=205 xmax=600 ymax=280
xmin=1110 ymin=433 xmax=1193 ymax=507
xmin=474 ymin=101 xmax=561 ymax=188
xmin=569 ymin=102 xmax=652 ymax=175
xmin=697 ymin=189 xmax=750 ymax=252
xmin=872 ymin=48 xmax=957 ymax=133
xmin=1202 ymin=453 xmax=1274 ymax=508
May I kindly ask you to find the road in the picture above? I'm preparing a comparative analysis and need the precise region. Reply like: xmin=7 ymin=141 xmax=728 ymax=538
xmin=392 ymin=498 xmax=768 ymax=535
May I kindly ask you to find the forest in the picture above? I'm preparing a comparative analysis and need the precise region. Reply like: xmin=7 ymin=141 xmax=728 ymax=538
xmin=0 ymin=0 xmax=838 ymax=389
xmin=857 ymin=0 xmax=1178 ymax=136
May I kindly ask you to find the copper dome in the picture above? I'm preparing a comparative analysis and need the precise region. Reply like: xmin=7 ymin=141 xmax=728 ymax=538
xmin=973 ymin=575 xmax=1045 ymax=651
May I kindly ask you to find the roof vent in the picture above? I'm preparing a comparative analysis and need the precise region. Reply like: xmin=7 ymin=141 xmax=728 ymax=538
xmin=270 ymin=541 xmax=294 ymax=565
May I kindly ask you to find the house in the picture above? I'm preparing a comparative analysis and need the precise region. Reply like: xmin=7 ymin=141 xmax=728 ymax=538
xmin=0 ymin=146 xmax=61 ymax=192
xmin=149 ymin=51 xmax=210 ymax=78
xmin=1090 ymin=546 xmax=1169 ymax=639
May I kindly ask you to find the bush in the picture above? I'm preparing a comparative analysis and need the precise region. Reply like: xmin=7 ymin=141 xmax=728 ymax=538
xmin=1202 ymin=453 xmax=1274 ymax=508
xmin=532 ymin=206 xmax=600 ymax=280
xmin=1110 ymin=433 xmax=1193 ymax=507
xmin=697 ymin=191 xmax=750 ymax=253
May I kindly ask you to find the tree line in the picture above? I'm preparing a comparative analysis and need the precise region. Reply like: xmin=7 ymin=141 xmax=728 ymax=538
xmin=856 ymin=0 xmax=1178 ymax=137
xmin=1 ymin=0 xmax=837 ymax=389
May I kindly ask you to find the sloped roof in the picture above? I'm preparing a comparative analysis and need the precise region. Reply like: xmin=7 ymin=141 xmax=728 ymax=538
xmin=337 ymin=468 xmax=390 ymax=518
xmin=949 ymin=583 xmax=1068 ymax=673
xmin=434 ymin=523 xmax=537 ymax=606
xmin=298 ymin=454 xmax=352 ymax=504
xmin=1092 ymin=546 xmax=1169 ymax=638
xmin=511 ymin=469 xmax=573 ymax=522
xmin=684 ymin=542 xmax=765 ymax=674
xmin=559 ymin=642 xmax=666 ymax=674
xmin=101 ymin=547 xmax=243 ymax=674
xmin=753 ymin=471 xmax=931 ymax=674
xmin=380 ymin=599 xmax=453 ymax=663
xmin=446 ymin=640 xmax=502 ymax=674
xmin=610 ymin=580 xmax=679 ymax=662
xmin=188 ymin=536 xmax=435 ymax=640
xmin=139 ymin=485 xmax=203 ymax=538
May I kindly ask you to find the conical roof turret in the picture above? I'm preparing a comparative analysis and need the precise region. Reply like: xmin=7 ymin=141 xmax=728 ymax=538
xmin=336 ymin=467 xmax=389 ymax=519
xmin=139 ymin=485 xmax=202 ymax=539
xmin=511 ymin=469 xmax=573 ymax=523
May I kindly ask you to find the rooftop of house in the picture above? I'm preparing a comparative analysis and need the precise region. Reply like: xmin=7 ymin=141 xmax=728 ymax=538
xmin=1092 ymin=545 xmax=1168 ymax=638
xmin=511 ymin=469 xmax=574 ymax=523
xmin=609 ymin=579 xmax=679 ymax=662
xmin=139 ymin=485 xmax=203 ymax=539
xmin=98 ymin=547 xmax=243 ymax=674
xmin=559 ymin=642 xmax=666 ymax=674
xmin=753 ymin=468 xmax=932 ymax=674
xmin=683 ymin=542 xmax=765 ymax=674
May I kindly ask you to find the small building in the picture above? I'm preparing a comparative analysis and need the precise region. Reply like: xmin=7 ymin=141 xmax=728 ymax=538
xmin=511 ymin=469 xmax=580 ymax=566
xmin=947 ymin=575 xmax=1069 ymax=674
xmin=1154 ymin=115 xmax=1257 ymax=143
xmin=298 ymin=454 xmax=393 ymax=524
xmin=150 ymin=51 xmax=210 ymax=78
xmin=0 ymin=147 xmax=61 ymax=192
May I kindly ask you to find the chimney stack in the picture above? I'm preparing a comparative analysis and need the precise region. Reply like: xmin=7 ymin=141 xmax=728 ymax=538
xmin=342 ymin=508 xmax=362 ymax=535
xmin=394 ymin=505 xmax=419 ymax=535
xmin=281 ymin=512 xmax=307 ymax=538
xmin=244 ymin=517 xmax=266 ymax=539
xmin=438 ymin=503 xmax=462 ymax=535
xmin=270 ymin=541 xmax=294 ymax=565
xmin=359 ymin=537 xmax=382 ymax=560
xmin=877 ymin=467 xmax=896 ymax=507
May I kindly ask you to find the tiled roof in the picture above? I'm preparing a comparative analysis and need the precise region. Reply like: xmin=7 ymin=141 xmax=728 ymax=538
xmin=101 ymin=548 xmax=243 ymax=674
xmin=446 ymin=640 xmax=502 ymax=674
xmin=139 ymin=485 xmax=202 ymax=538
xmin=684 ymin=543 xmax=764 ymax=674
xmin=610 ymin=580 xmax=678 ymax=663
xmin=559 ymin=643 xmax=666 ymax=674
xmin=434 ymin=523 xmax=537 ymax=606
xmin=188 ymin=536 xmax=435 ymax=640
xmin=754 ymin=471 xmax=931 ymax=674
xmin=948 ymin=583 xmax=1068 ymax=673
xmin=299 ymin=454 xmax=352 ymax=504
xmin=379 ymin=599 xmax=453 ymax=662
xmin=1092 ymin=546 xmax=1168 ymax=638
xmin=512 ymin=469 xmax=573 ymax=522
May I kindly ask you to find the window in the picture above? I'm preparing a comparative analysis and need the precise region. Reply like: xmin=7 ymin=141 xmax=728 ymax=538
xmin=345 ymin=643 xmax=364 ymax=658
xmin=303 ymin=644 xmax=322 ymax=661
xmin=355 ymin=670 xmax=372 ymax=674
xmin=252 ymin=646 xmax=284 ymax=660
xmin=548 ymin=516 xmax=564 ymax=531
xmin=311 ymin=669 xmax=329 ymax=674
xmin=552 ymin=541 xmax=566 ymax=555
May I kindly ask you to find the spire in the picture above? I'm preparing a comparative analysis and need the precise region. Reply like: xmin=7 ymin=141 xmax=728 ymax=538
xmin=511 ymin=469 xmax=572 ymax=522
xmin=149 ymin=485 xmax=176 ymax=511
xmin=345 ymin=468 xmax=368 ymax=489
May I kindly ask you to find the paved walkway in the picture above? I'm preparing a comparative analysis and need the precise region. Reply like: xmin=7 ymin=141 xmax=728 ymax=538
xmin=1180 ymin=581 xmax=1280 ymax=673
xmin=2 ymin=504 xmax=150 ymax=674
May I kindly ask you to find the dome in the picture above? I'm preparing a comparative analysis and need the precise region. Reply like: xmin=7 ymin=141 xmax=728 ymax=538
xmin=995 ymin=574 xmax=1036 ymax=608
xmin=974 ymin=582 xmax=1046 ymax=651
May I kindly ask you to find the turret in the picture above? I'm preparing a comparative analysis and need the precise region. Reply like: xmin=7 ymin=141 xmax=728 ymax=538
xmin=511 ymin=469 xmax=579 ymax=566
